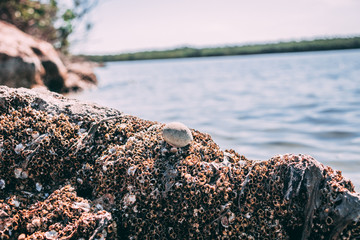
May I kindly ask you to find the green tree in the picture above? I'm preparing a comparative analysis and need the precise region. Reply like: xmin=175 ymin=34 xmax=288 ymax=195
xmin=0 ymin=0 xmax=97 ymax=53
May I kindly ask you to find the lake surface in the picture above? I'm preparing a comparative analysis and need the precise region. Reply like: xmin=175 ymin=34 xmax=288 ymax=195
xmin=72 ymin=49 xmax=360 ymax=191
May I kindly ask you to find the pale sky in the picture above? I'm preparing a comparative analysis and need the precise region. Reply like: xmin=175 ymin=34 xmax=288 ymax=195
xmin=70 ymin=0 xmax=360 ymax=55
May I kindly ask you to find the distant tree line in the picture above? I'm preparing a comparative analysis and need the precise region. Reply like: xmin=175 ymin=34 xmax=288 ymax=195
xmin=83 ymin=36 xmax=360 ymax=62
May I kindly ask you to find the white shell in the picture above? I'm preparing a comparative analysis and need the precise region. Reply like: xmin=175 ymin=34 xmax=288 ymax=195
xmin=0 ymin=179 xmax=5 ymax=189
xmin=162 ymin=122 xmax=193 ymax=147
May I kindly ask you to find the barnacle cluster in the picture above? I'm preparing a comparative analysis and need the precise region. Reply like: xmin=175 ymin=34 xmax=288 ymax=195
xmin=0 ymin=86 xmax=359 ymax=239
xmin=1 ymin=185 xmax=116 ymax=239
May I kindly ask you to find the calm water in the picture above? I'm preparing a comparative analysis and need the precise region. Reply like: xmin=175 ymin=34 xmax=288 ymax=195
xmin=73 ymin=49 xmax=360 ymax=191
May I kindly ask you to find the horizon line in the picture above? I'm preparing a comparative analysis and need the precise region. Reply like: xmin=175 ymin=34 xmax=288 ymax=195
xmin=77 ymin=33 xmax=360 ymax=56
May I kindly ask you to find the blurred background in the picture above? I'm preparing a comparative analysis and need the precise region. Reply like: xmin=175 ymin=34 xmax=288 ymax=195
xmin=1 ymin=0 xmax=360 ymax=190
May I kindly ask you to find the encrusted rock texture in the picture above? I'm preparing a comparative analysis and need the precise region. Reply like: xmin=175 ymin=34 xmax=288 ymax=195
xmin=0 ymin=86 xmax=359 ymax=240
xmin=0 ymin=21 xmax=97 ymax=94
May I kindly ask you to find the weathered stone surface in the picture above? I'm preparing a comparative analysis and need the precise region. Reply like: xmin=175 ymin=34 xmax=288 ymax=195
xmin=0 ymin=86 xmax=359 ymax=239
xmin=0 ymin=21 xmax=97 ymax=93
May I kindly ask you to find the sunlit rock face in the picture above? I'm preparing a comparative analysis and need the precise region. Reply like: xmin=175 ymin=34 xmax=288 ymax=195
xmin=0 ymin=21 xmax=97 ymax=93
xmin=0 ymin=86 xmax=359 ymax=239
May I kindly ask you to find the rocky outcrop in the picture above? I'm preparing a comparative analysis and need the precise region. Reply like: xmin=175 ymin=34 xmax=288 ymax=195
xmin=0 ymin=86 xmax=359 ymax=239
xmin=65 ymin=61 xmax=98 ymax=92
xmin=0 ymin=21 xmax=97 ymax=93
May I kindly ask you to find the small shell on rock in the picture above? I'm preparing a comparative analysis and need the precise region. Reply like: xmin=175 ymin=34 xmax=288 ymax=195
xmin=31 ymin=131 xmax=40 ymax=139
xmin=35 ymin=182 xmax=43 ymax=192
xmin=162 ymin=122 xmax=193 ymax=147
xmin=14 ymin=168 xmax=28 ymax=179
xmin=0 ymin=179 xmax=5 ymax=189
xmin=123 ymin=194 xmax=136 ymax=208
xmin=11 ymin=199 xmax=20 ymax=207
xmin=72 ymin=201 xmax=90 ymax=212
xmin=14 ymin=143 xmax=25 ymax=154
xmin=18 ymin=234 xmax=26 ymax=240
xmin=127 ymin=166 xmax=137 ymax=176
xmin=221 ymin=216 xmax=229 ymax=228
xmin=108 ymin=147 xmax=116 ymax=154
xmin=44 ymin=230 xmax=58 ymax=240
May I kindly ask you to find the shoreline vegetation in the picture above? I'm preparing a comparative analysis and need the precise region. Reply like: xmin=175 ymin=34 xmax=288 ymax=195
xmin=82 ymin=36 xmax=360 ymax=62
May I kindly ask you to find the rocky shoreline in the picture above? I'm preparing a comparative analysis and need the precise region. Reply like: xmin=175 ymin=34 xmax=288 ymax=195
xmin=0 ymin=21 xmax=97 ymax=94
xmin=0 ymin=86 xmax=359 ymax=239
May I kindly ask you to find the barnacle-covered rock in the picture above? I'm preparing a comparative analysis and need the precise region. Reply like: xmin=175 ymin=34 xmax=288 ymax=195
xmin=0 ymin=185 xmax=116 ymax=239
xmin=0 ymin=86 xmax=359 ymax=239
